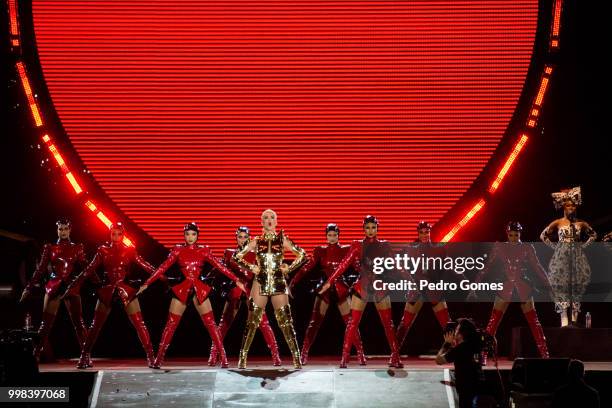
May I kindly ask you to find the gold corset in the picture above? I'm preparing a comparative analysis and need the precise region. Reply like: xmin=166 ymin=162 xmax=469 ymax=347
xmin=234 ymin=229 xmax=306 ymax=295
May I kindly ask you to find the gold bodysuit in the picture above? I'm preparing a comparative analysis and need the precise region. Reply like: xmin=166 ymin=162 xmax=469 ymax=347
xmin=234 ymin=229 xmax=306 ymax=296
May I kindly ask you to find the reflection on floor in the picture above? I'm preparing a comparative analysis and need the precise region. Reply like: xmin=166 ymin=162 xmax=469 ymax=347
xmin=43 ymin=357 xmax=463 ymax=408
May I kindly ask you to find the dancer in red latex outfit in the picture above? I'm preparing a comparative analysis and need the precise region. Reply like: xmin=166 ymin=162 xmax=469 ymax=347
xmin=470 ymin=221 xmax=551 ymax=360
xmin=65 ymin=223 xmax=157 ymax=368
xmin=208 ymin=226 xmax=281 ymax=367
xmin=136 ymin=222 xmax=245 ymax=368
xmin=290 ymin=223 xmax=367 ymax=365
xmin=396 ymin=222 xmax=451 ymax=351
xmin=319 ymin=216 xmax=403 ymax=368
xmin=19 ymin=219 xmax=88 ymax=360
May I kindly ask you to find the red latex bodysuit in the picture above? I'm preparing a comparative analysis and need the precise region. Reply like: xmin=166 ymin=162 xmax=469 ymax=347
xmin=326 ymin=237 xmax=402 ymax=368
xmin=405 ymin=242 xmax=447 ymax=303
xmin=76 ymin=242 xmax=155 ymax=306
xmin=291 ymin=242 xmax=366 ymax=365
xmin=477 ymin=242 xmax=551 ymax=301
xmin=26 ymin=239 xmax=87 ymax=298
xmin=478 ymin=242 xmax=551 ymax=359
xmin=145 ymin=243 xmax=238 ymax=303
xmin=292 ymin=243 xmax=351 ymax=303
xmin=25 ymin=238 xmax=88 ymax=359
xmin=327 ymin=237 xmax=393 ymax=301
xmin=146 ymin=242 xmax=239 ymax=368
xmin=222 ymin=248 xmax=255 ymax=300
xmin=72 ymin=242 xmax=157 ymax=368
xmin=395 ymin=241 xmax=451 ymax=352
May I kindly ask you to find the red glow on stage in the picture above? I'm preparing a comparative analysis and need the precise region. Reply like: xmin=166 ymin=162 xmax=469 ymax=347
xmin=489 ymin=134 xmax=529 ymax=193
xmin=527 ymin=65 xmax=553 ymax=129
xmin=8 ymin=0 xmax=21 ymax=47
xmin=47 ymin=144 xmax=66 ymax=169
xmin=96 ymin=211 xmax=112 ymax=228
xmin=16 ymin=62 xmax=43 ymax=127
xmin=85 ymin=200 xmax=135 ymax=247
xmin=550 ymin=0 xmax=563 ymax=50
xmin=535 ymin=78 xmax=550 ymax=107
xmin=40 ymin=133 xmax=83 ymax=194
xmin=64 ymin=172 xmax=83 ymax=195
xmin=8 ymin=0 xmax=19 ymax=36
xmin=440 ymin=198 xmax=486 ymax=242
xmin=40 ymin=132 xmax=130 ymax=244
xmin=85 ymin=200 xmax=96 ymax=212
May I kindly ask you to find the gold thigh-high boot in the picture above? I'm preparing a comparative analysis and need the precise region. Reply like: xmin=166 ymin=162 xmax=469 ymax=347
xmin=275 ymin=305 xmax=302 ymax=369
xmin=238 ymin=298 xmax=264 ymax=369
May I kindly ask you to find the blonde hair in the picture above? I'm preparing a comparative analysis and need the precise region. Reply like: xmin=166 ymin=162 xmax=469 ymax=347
xmin=261 ymin=209 xmax=277 ymax=220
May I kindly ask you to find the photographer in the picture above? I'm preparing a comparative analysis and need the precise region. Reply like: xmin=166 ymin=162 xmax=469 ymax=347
xmin=436 ymin=318 xmax=483 ymax=408
xmin=552 ymin=359 xmax=599 ymax=408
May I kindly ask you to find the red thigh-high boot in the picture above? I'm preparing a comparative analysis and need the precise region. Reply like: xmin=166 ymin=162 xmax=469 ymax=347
xmin=395 ymin=309 xmax=416 ymax=350
xmin=524 ymin=309 xmax=550 ymax=358
xmin=377 ymin=308 xmax=403 ymax=369
xmin=259 ymin=313 xmax=282 ymax=366
xmin=300 ymin=309 xmax=325 ymax=365
xmin=128 ymin=311 xmax=155 ymax=368
xmin=339 ymin=309 xmax=363 ymax=368
xmin=434 ymin=305 xmax=450 ymax=329
xmin=77 ymin=308 xmax=109 ymax=369
xmin=35 ymin=312 xmax=57 ymax=360
xmin=200 ymin=311 xmax=228 ymax=368
xmin=153 ymin=312 xmax=182 ymax=369
xmin=208 ymin=299 xmax=239 ymax=366
xmin=342 ymin=313 xmax=366 ymax=365
xmin=65 ymin=297 xmax=89 ymax=349
xmin=485 ymin=308 xmax=504 ymax=337
xmin=483 ymin=308 xmax=505 ymax=366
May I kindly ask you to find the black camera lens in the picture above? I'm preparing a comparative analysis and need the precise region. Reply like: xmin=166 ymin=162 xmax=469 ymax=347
xmin=445 ymin=321 xmax=458 ymax=333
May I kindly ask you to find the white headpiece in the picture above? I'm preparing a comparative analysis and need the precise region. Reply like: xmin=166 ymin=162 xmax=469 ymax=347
xmin=551 ymin=186 xmax=582 ymax=210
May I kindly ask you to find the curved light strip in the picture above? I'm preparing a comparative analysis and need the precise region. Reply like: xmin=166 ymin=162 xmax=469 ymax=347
xmin=10 ymin=1 xmax=134 ymax=247
xmin=439 ymin=62 xmax=557 ymax=242
xmin=550 ymin=0 xmax=563 ymax=50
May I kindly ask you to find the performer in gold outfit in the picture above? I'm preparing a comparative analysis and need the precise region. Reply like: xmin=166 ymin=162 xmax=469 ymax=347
xmin=234 ymin=209 xmax=307 ymax=369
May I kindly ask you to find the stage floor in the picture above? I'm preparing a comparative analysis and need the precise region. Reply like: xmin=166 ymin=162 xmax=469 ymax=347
xmin=35 ymin=357 xmax=612 ymax=407
xmin=38 ymin=355 xmax=612 ymax=372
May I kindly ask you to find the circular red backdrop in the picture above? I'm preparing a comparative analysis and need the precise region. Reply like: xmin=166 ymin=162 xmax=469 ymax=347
xmin=32 ymin=0 xmax=537 ymax=250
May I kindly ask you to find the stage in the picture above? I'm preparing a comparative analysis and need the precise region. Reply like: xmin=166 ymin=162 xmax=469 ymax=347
xmin=3 ymin=0 xmax=612 ymax=407
xmin=42 ymin=356 xmax=466 ymax=408
xmin=34 ymin=357 xmax=612 ymax=407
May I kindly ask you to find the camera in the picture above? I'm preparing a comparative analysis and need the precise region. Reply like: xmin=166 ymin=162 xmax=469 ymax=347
xmin=444 ymin=320 xmax=458 ymax=334
xmin=444 ymin=318 xmax=496 ymax=358
xmin=480 ymin=330 xmax=496 ymax=357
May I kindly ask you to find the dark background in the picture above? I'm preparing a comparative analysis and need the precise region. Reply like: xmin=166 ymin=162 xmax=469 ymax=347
xmin=1 ymin=0 xmax=610 ymax=360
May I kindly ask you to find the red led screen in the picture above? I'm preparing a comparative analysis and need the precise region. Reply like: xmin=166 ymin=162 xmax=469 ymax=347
xmin=32 ymin=1 xmax=538 ymax=250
